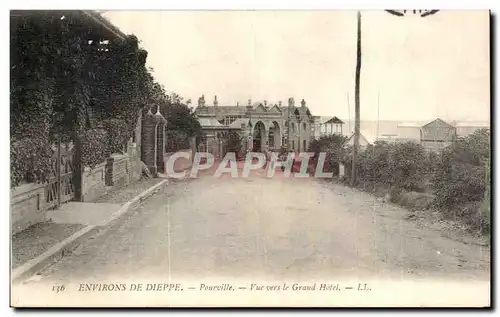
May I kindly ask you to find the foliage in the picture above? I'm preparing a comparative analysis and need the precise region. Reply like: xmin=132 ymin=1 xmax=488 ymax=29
xmin=224 ymin=131 xmax=243 ymax=155
xmin=166 ymin=130 xmax=190 ymax=152
xmin=10 ymin=12 xmax=152 ymax=186
xmin=10 ymin=12 xmax=207 ymax=187
xmin=89 ymin=35 xmax=149 ymax=135
xmin=337 ymin=129 xmax=491 ymax=234
xmin=433 ymin=129 xmax=490 ymax=210
xmin=343 ymin=141 xmax=427 ymax=191
xmin=162 ymin=96 xmax=203 ymax=152
xmin=80 ymin=128 xmax=109 ymax=168
xmin=162 ymin=98 xmax=202 ymax=139
xmin=11 ymin=138 xmax=54 ymax=187
xmin=308 ymin=135 xmax=348 ymax=173
xmin=308 ymin=135 xmax=347 ymax=158
xmin=100 ymin=119 xmax=130 ymax=155
xmin=390 ymin=142 xmax=427 ymax=191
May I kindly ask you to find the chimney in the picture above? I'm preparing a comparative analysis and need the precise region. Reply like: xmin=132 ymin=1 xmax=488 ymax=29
xmin=301 ymin=99 xmax=306 ymax=107
xmin=288 ymin=97 xmax=295 ymax=108
xmin=213 ymin=95 xmax=218 ymax=107
xmin=198 ymin=95 xmax=206 ymax=107
xmin=237 ymin=101 xmax=240 ymax=107
xmin=247 ymin=98 xmax=252 ymax=108
xmin=264 ymin=100 xmax=267 ymax=106
xmin=278 ymin=101 xmax=282 ymax=107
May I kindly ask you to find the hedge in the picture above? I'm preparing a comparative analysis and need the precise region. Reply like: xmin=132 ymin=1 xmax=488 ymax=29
xmin=338 ymin=129 xmax=491 ymax=234
xmin=343 ymin=141 xmax=427 ymax=192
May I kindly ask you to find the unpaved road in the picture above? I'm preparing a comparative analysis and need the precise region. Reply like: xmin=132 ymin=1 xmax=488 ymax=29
xmin=13 ymin=167 xmax=490 ymax=306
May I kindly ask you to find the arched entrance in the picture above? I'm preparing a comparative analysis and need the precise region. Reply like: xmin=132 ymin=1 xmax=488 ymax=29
xmin=252 ymin=121 xmax=266 ymax=152
xmin=268 ymin=121 xmax=281 ymax=151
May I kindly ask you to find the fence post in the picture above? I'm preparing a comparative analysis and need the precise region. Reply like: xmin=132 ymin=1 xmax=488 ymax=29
xmin=56 ymin=135 xmax=61 ymax=209
xmin=73 ymin=134 xmax=83 ymax=201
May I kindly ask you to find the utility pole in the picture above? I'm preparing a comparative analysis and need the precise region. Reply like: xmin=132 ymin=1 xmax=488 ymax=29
xmin=350 ymin=11 xmax=362 ymax=187
xmin=376 ymin=92 xmax=380 ymax=140
xmin=347 ymin=92 xmax=351 ymax=134
xmin=348 ymin=9 xmax=440 ymax=185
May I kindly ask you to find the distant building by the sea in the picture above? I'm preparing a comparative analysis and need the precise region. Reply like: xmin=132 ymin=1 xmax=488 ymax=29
xmin=313 ymin=117 xmax=489 ymax=152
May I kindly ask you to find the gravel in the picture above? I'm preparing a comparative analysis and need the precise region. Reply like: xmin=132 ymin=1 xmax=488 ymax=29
xmin=95 ymin=177 xmax=164 ymax=204
xmin=12 ymin=221 xmax=85 ymax=269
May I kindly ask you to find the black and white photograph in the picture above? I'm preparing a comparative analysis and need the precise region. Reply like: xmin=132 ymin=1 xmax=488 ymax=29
xmin=9 ymin=9 xmax=491 ymax=307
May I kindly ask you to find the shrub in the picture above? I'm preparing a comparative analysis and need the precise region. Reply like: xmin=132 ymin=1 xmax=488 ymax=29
xmin=343 ymin=141 xmax=426 ymax=191
xmin=224 ymin=131 xmax=243 ymax=156
xmin=309 ymin=134 xmax=347 ymax=158
xmin=10 ymin=137 xmax=54 ymax=187
xmin=390 ymin=142 xmax=427 ymax=191
xmin=81 ymin=128 xmax=109 ymax=168
xmin=433 ymin=129 xmax=490 ymax=209
xmin=166 ymin=130 xmax=190 ymax=152
xmin=358 ymin=142 xmax=393 ymax=186
xmin=309 ymin=135 xmax=347 ymax=174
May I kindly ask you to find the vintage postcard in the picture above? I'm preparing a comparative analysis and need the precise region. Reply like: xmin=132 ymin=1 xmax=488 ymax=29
xmin=10 ymin=9 xmax=490 ymax=307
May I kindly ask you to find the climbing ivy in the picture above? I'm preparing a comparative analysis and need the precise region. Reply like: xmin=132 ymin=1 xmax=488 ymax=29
xmin=10 ymin=12 xmax=151 ymax=187
xmin=80 ymin=128 xmax=108 ymax=168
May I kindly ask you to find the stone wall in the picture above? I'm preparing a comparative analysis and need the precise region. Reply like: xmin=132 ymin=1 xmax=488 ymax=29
xmin=11 ymin=183 xmax=47 ymax=235
xmin=11 ymin=146 xmax=143 ymax=234
xmin=106 ymin=154 xmax=130 ymax=187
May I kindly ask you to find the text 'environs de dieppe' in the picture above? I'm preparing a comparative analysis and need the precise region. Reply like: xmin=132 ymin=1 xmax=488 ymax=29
xmin=74 ymin=282 xmax=371 ymax=292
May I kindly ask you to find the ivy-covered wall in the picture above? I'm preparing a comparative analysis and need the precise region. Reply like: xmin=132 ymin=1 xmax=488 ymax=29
xmin=10 ymin=11 xmax=202 ymax=190
xmin=10 ymin=12 xmax=153 ymax=188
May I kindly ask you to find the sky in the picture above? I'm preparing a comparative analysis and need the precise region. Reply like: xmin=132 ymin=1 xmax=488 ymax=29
xmin=103 ymin=10 xmax=490 ymax=122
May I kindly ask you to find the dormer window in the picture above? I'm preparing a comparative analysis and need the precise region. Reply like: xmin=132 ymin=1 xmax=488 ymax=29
xmin=223 ymin=116 xmax=239 ymax=126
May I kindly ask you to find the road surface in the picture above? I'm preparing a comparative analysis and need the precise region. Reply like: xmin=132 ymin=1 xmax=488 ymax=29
xmin=13 ymin=167 xmax=491 ymax=306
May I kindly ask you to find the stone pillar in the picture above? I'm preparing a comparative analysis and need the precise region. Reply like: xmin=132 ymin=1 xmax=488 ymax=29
xmin=141 ymin=110 xmax=158 ymax=176
xmin=156 ymin=123 xmax=165 ymax=173
xmin=105 ymin=156 xmax=115 ymax=186
xmin=261 ymin=127 xmax=268 ymax=152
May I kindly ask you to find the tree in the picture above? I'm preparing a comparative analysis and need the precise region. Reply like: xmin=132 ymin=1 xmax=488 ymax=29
xmin=163 ymin=97 xmax=202 ymax=152
xmin=224 ymin=131 xmax=243 ymax=156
